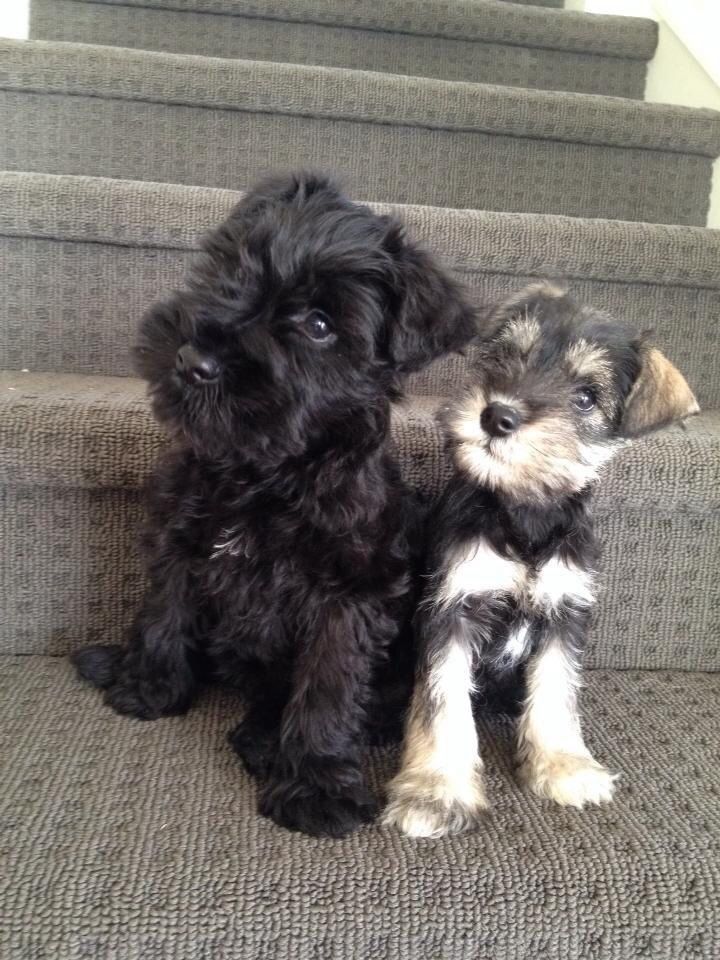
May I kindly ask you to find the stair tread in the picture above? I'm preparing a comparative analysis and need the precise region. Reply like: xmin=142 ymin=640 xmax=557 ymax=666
xmin=3 ymin=172 xmax=718 ymax=407
xmin=0 ymin=658 xmax=717 ymax=945
xmin=1 ymin=370 xmax=717 ymax=516
xmin=4 ymin=171 xmax=719 ymax=289
xmin=38 ymin=0 xmax=656 ymax=60
xmin=2 ymin=39 xmax=716 ymax=156
xmin=31 ymin=0 xmax=650 ymax=97
xmin=1 ymin=41 xmax=714 ymax=223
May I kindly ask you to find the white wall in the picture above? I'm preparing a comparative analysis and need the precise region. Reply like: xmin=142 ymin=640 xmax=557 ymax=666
xmin=566 ymin=1 xmax=654 ymax=15
xmin=0 ymin=0 xmax=30 ymax=39
xmin=567 ymin=1 xmax=720 ymax=227
xmin=653 ymin=0 xmax=720 ymax=89
xmin=567 ymin=1 xmax=720 ymax=89
xmin=646 ymin=23 xmax=720 ymax=227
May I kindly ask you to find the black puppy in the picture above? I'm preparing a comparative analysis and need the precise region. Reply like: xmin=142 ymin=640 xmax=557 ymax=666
xmin=384 ymin=284 xmax=699 ymax=838
xmin=72 ymin=171 xmax=476 ymax=837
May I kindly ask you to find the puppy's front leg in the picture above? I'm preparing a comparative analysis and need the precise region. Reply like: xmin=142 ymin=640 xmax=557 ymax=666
xmin=73 ymin=452 xmax=203 ymax=720
xmin=384 ymin=611 xmax=488 ymax=838
xmin=517 ymin=629 xmax=617 ymax=807
xmin=259 ymin=600 xmax=380 ymax=838
xmin=74 ymin=562 xmax=199 ymax=721
xmin=228 ymin=662 xmax=291 ymax=780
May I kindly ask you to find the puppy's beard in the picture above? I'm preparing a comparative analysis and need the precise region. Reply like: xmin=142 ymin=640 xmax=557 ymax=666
xmin=150 ymin=374 xmax=251 ymax=461
xmin=446 ymin=389 xmax=620 ymax=501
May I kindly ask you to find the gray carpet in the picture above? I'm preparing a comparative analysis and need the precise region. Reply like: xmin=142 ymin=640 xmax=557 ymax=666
xmin=2 ymin=173 xmax=719 ymax=406
xmin=1 ymin=658 xmax=718 ymax=959
xmin=2 ymin=40 xmax=719 ymax=223
xmin=2 ymin=371 xmax=719 ymax=671
xmin=29 ymin=0 xmax=656 ymax=96
xmin=2 ymin=1 xmax=720 ymax=955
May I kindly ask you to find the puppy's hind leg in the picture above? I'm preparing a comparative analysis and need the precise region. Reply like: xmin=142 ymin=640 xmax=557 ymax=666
xmin=260 ymin=599 xmax=385 ymax=838
xmin=384 ymin=612 xmax=488 ymax=839
xmin=101 ymin=589 xmax=200 ymax=721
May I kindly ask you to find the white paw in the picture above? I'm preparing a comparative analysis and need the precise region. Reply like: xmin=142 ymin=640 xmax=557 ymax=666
xmin=383 ymin=775 xmax=489 ymax=839
xmin=520 ymin=752 xmax=618 ymax=808
xmin=383 ymin=793 xmax=488 ymax=839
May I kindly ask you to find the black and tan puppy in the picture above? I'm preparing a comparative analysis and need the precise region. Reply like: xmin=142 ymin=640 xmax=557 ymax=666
xmin=72 ymin=171 xmax=476 ymax=838
xmin=384 ymin=284 xmax=699 ymax=838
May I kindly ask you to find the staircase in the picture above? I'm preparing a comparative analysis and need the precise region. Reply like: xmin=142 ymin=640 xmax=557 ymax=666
xmin=2 ymin=2 xmax=719 ymax=958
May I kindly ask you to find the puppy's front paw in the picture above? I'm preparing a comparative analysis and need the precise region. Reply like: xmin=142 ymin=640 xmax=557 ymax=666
xmin=103 ymin=679 xmax=191 ymax=721
xmin=520 ymin=752 xmax=617 ymax=808
xmin=72 ymin=644 xmax=124 ymax=689
xmin=383 ymin=773 xmax=489 ymax=839
xmin=227 ymin=721 xmax=279 ymax=780
xmin=260 ymin=773 xmax=378 ymax=838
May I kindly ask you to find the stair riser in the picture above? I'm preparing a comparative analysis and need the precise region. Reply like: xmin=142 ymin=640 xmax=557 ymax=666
xmin=1 ymin=90 xmax=713 ymax=226
xmin=29 ymin=0 xmax=648 ymax=98
xmin=2 ymin=475 xmax=717 ymax=671
xmin=0 ymin=486 xmax=146 ymax=656
xmin=0 ymin=206 xmax=720 ymax=409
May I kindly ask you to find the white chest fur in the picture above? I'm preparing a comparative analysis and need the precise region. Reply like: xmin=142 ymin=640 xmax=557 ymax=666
xmin=440 ymin=539 xmax=595 ymax=614
xmin=439 ymin=540 xmax=524 ymax=606
xmin=529 ymin=554 xmax=595 ymax=613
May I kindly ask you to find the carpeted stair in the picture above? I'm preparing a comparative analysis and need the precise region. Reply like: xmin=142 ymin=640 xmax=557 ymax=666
xmin=3 ymin=38 xmax=720 ymax=223
xmin=2 ymin=657 xmax=717 ymax=959
xmin=1 ymin=1 xmax=719 ymax=958
xmin=29 ymin=0 xmax=657 ymax=97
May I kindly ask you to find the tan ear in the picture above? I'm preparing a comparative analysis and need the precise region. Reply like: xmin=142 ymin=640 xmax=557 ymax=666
xmin=621 ymin=348 xmax=699 ymax=437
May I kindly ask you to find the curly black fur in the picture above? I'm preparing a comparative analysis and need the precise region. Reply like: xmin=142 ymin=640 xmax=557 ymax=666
xmin=72 ymin=171 xmax=477 ymax=837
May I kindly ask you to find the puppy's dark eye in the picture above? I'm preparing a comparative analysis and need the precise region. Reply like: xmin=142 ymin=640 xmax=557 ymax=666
xmin=303 ymin=311 xmax=333 ymax=342
xmin=572 ymin=387 xmax=597 ymax=412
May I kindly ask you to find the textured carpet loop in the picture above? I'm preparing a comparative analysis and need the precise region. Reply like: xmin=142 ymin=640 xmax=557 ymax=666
xmin=28 ymin=0 xmax=655 ymax=59
xmin=1 ymin=40 xmax=718 ymax=224
xmin=2 ymin=171 xmax=720 ymax=287
xmin=3 ymin=173 xmax=719 ymax=407
xmin=1 ymin=660 xmax=718 ymax=959
xmin=29 ymin=4 xmax=646 ymax=98
xmin=1 ymin=39 xmax=714 ymax=155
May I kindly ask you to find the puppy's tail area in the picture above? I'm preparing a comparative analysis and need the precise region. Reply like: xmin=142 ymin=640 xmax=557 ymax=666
xmin=71 ymin=644 xmax=125 ymax=689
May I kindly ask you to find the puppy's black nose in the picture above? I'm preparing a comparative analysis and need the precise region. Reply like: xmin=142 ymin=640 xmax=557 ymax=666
xmin=175 ymin=344 xmax=219 ymax=385
xmin=481 ymin=402 xmax=521 ymax=437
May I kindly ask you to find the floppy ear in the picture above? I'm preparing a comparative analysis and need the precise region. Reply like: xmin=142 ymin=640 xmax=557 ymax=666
xmin=620 ymin=346 xmax=699 ymax=437
xmin=382 ymin=220 xmax=478 ymax=372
